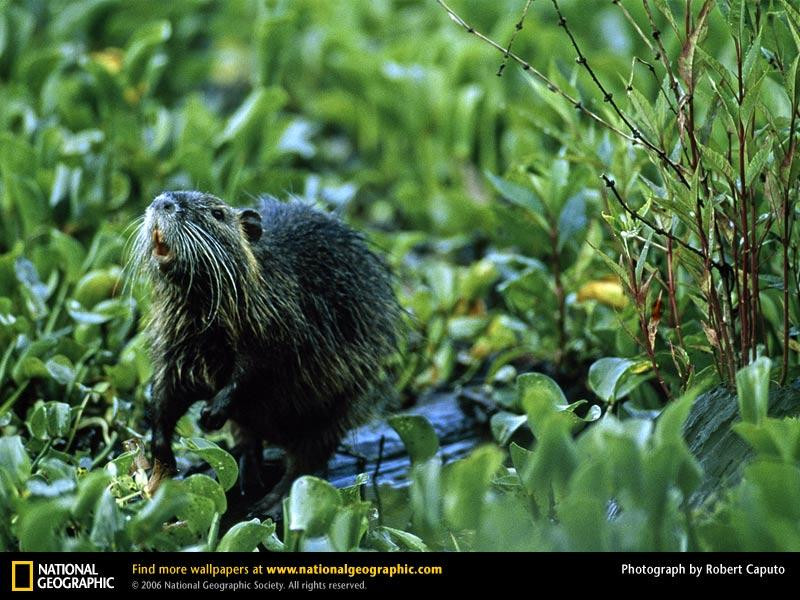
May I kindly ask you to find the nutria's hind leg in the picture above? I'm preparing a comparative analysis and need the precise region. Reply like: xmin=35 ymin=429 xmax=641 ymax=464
xmin=148 ymin=389 xmax=193 ymax=493
xmin=231 ymin=429 xmax=269 ymax=497
xmin=246 ymin=437 xmax=339 ymax=520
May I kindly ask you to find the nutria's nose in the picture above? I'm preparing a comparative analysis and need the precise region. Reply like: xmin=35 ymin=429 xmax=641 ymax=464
xmin=152 ymin=194 xmax=178 ymax=214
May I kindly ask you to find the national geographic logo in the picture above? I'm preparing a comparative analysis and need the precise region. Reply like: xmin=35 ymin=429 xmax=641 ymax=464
xmin=9 ymin=562 xmax=115 ymax=592
xmin=11 ymin=562 xmax=33 ymax=592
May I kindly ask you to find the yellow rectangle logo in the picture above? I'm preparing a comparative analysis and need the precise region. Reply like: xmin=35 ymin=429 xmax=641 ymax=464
xmin=11 ymin=561 xmax=34 ymax=592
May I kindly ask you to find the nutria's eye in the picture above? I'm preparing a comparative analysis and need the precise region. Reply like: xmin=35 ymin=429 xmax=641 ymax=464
xmin=211 ymin=208 xmax=225 ymax=221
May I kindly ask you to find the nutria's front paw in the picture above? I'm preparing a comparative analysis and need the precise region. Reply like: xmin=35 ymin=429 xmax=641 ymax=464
xmin=199 ymin=404 xmax=228 ymax=432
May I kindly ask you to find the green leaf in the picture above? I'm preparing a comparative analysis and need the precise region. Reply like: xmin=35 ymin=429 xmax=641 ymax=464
xmin=745 ymin=146 xmax=771 ymax=186
xmin=216 ymin=518 xmax=275 ymax=552
xmin=699 ymin=142 xmax=735 ymax=180
xmin=178 ymin=438 xmax=239 ymax=492
xmin=519 ymin=410 xmax=577 ymax=495
xmin=90 ymin=489 xmax=125 ymax=548
xmin=73 ymin=268 xmax=121 ymax=309
xmin=0 ymin=436 xmax=31 ymax=488
xmin=287 ymin=476 xmax=342 ymax=537
xmin=329 ymin=503 xmax=370 ymax=551
xmin=782 ymin=0 xmax=800 ymax=52
xmin=46 ymin=402 xmax=72 ymax=438
xmin=557 ymin=193 xmax=587 ymax=251
xmin=182 ymin=474 xmax=227 ymax=514
xmin=490 ymin=411 xmax=529 ymax=446
xmin=72 ymin=470 xmax=112 ymax=521
xmin=388 ymin=415 xmax=439 ymax=463
xmin=654 ymin=386 xmax=701 ymax=446
xmin=409 ymin=457 xmax=442 ymax=538
xmin=485 ymin=171 xmax=546 ymax=220
xmin=443 ymin=445 xmax=504 ymax=530
xmin=588 ymin=357 xmax=651 ymax=404
xmin=368 ymin=526 xmax=428 ymax=552
xmin=734 ymin=418 xmax=800 ymax=463
xmin=45 ymin=356 xmax=75 ymax=386
xmin=726 ymin=0 xmax=745 ymax=39
xmin=517 ymin=372 xmax=568 ymax=434
xmin=130 ymin=481 xmax=187 ymax=544
xmin=217 ymin=87 xmax=288 ymax=145
xmin=17 ymin=497 xmax=72 ymax=551
xmin=736 ymin=356 xmax=772 ymax=424
xmin=177 ymin=492 xmax=216 ymax=536
xmin=743 ymin=461 xmax=800 ymax=520
xmin=509 ymin=442 xmax=533 ymax=479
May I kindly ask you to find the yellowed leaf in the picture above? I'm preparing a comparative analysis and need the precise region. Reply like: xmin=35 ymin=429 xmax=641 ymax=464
xmin=90 ymin=48 xmax=123 ymax=74
xmin=577 ymin=278 xmax=629 ymax=309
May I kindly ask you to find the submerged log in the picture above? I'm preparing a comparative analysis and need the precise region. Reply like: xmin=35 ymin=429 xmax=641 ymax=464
xmin=684 ymin=378 xmax=800 ymax=507
xmin=328 ymin=387 xmax=494 ymax=489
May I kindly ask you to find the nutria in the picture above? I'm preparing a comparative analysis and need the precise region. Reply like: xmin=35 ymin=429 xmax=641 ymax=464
xmin=131 ymin=191 xmax=401 ymax=515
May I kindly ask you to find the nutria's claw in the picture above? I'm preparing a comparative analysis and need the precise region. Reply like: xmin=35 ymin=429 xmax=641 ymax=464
xmin=199 ymin=404 xmax=228 ymax=432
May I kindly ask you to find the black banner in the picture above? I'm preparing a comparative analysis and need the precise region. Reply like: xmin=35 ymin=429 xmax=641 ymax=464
xmin=1 ymin=552 xmax=798 ymax=593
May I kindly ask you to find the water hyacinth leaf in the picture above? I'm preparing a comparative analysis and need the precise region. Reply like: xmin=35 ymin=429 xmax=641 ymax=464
xmin=388 ymin=414 xmax=439 ymax=463
xmin=27 ymin=404 xmax=48 ymax=440
xmin=90 ymin=489 xmax=125 ymax=548
xmin=520 ymin=412 xmax=578 ymax=495
xmin=339 ymin=473 xmax=369 ymax=506
xmin=444 ymin=445 xmax=504 ymax=530
xmin=588 ymin=357 xmax=651 ymax=404
xmin=654 ymin=387 xmax=700 ymax=446
xmin=125 ymin=20 xmax=172 ymax=84
xmin=736 ymin=357 xmax=772 ymax=424
xmin=130 ymin=481 xmax=187 ymax=544
xmin=28 ymin=401 xmax=72 ymax=440
xmin=45 ymin=356 xmax=75 ymax=386
xmin=13 ymin=356 xmax=50 ymax=384
xmin=509 ymin=442 xmax=533 ymax=477
xmin=178 ymin=438 xmax=239 ymax=492
xmin=183 ymin=474 xmax=227 ymax=514
xmin=216 ymin=518 xmax=275 ymax=552
xmin=66 ymin=299 xmax=116 ymax=325
xmin=368 ymin=526 xmax=428 ymax=552
xmin=329 ymin=503 xmax=370 ymax=552
xmin=47 ymin=402 xmax=72 ymax=438
xmin=73 ymin=268 xmax=122 ymax=309
xmin=459 ymin=259 xmax=500 ymax=302
xmin=287 ymin=476 xmax=342 ymax=537
xmin=490 ymin=411 xmax=529 ymax=446
xmin=0 ymin=436 xmax=31 ymax=488
xmin=517 ymin=372 xmax=568 ymax=434
xmin=410 ymin=457 xmax=442 ymax=538
xmin=72 ymin=471 xmax=112 ymax=521
xmin=744 ymin=461 xmax=800 ymax=521
xmin=17 ymin=497 xmax=73 ymax=551
xmin=178 ymin=492 xmax=217 ymax=536
xmin=424 ymin=262 xmax=457 ymax=309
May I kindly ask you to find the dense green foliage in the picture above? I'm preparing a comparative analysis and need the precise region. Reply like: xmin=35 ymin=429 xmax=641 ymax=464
xmin=0 ymin=0 xmax=798 ymax=552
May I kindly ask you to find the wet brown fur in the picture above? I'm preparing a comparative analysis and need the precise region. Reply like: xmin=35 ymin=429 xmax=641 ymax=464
xmin=132 ymin=191 xmax=400 ymax=510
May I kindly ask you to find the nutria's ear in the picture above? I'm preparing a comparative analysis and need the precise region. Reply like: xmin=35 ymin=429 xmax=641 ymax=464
xmin=239 ymin=209 xmax=263 ymax=243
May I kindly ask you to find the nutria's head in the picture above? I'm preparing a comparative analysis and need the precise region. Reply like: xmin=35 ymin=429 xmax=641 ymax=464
xmin=132 ymin=191 xmax=266 ymax=326
xmin=139 ymin=191 xmax=262 ymax=275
